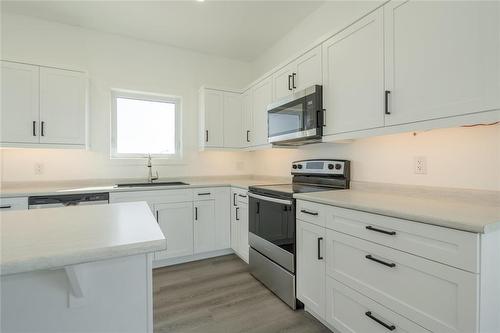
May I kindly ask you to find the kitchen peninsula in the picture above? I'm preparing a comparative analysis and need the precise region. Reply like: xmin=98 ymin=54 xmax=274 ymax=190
xmin=0 ymin=201 xmax=166 ymax=333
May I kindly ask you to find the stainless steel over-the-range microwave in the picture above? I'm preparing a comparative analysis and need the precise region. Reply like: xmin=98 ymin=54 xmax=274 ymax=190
xmin=267 ymin=85 xmax=323 ymax=146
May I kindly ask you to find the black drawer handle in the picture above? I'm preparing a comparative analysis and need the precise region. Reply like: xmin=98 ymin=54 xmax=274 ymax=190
xmin=292 ymin=72 xmax=296 ymax=89
xmin=246 ymin=130 xmax=250 ymax=142
xmin=317 ymin=237 xmax=323 ymax=260
xmin=385 ymin=90 xmax=391 ymax=115
xmin=156 ymin=211 xmax=159 ymax=222
xmin=32 ymin=121 xmax=37 ymax=136
xmin=205 ymin=130 xmax=208 ymax=142
xmin=198 ymin=192 xmax=211 ymax=196
xmin=0 ymin=205 xmax=12 ymax=209
xmin=195 ymin=207 xmax=198 ymax=221
xmin=233 ymin=193 xmax=237 ymax=206
xmin=365 ymin=311 xmax=395 ymax=331
xmin=301 ymin=209 xmax=318 ymax=216
xmin=236 ymin=207 xmax=240 ymax=221
xmin=238 ymin=194 xmax=247 ymax=198
xmin=365 ymin=255 xmax=396 ymax=268
xmin=366 ymin=226 xmax=396 ymax=236
xmin=41 ymin=121 xmax=45 ymax=136
xmin=288 ymin=74 xmax=292 ymax=91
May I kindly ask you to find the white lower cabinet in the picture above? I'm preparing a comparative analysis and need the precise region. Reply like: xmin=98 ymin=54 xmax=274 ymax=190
xmin=325 ymin=277 xmax=429 ymax=333
xmin=230 ymin=188 xmax=249 ymax=263
xmin=154 ymin=202 xmax=193 ymax=261
xmin=193 ymin=199 xmax=216 ymax=254
xmin=295 ymin=200 xmax=494 ymax=333
xmin=297 ymin=220 xmax=326 ymax=318
xmin=110 ymin=187 xmax=230 ymax=266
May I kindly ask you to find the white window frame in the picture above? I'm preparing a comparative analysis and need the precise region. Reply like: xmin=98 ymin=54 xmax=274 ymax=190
xmin=110 ymin=89 xmax=182 ymax=160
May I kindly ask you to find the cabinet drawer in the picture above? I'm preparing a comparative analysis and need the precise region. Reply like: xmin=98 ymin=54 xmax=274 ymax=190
xmin=326 ymin=277 xmax=429 ymax=333
xmin=297 ymin=200 xmax=327 ymax=227
xmin=326 ymin=230 xmax=478 ymax=333
xmin=326 ymin=206 xmax=479 ymax=273
xmin=0 ymin=197 xmax=28 ymax=211
xmin=193 ymin=187 xmax=216 ymax=201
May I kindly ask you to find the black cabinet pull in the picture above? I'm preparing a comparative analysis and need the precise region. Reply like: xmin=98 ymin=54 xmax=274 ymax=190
xmin=365 ymin=254 xmax=396 ymax=268
xmin=246 ymin=130 xmax=250 ymax=142
xmin=365 ymin=311 xmax=396 ymax=331
xmin=41 ymin=121 xmax=45 ymax=136
xmin=198 ymin=192 xmax=211 ymax=196
xmin=194 ymin=207 xmax=198 ymax=221
xmin=156 ymin=211 xmax=159 ymax=222
xmin=317 ymin=237 xmax=323 ymax=260
xmin=288 ymin=75 xmax=292 ymax=91
xmin=385 ymin=90 xmax=391 ymax=115
xmin=0 ymin=205 xmax=12 ymax=209
xmin=256 ymin=202 xmax=260 ymax=214
xmin=236 ymin=207 xmax=240 ymax=221
xmin=32 ymin=121 xmax=37 ymax=136
xmin=301 ymin=209 xmax=318 ymax=216
xmin=366 ymin=225 xmax=396 ymax=236
xmin=238 ymin=194 xmax=247 ymax=198
xmin=205 ymin=130 xmax=208 ymax=142
xmin=233 ymin=193 xmax=237 ymax=206
xmin=292 ymin=73 xmax=297 ymax=89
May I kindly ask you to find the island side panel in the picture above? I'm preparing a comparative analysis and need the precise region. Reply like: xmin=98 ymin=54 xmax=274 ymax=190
xmin=1 ymin=254 xmax=152 ymax=333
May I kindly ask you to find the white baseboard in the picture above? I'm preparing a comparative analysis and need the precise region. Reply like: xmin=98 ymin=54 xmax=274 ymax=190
xmin=152 ymin=248 xmax=234 ymax=268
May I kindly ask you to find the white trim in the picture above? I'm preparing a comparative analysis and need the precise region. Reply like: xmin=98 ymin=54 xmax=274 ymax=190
xmin=110 ymin=89 xmax=183 ymax=160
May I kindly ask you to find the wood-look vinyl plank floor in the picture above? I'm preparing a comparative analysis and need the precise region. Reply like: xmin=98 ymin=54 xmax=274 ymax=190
xmin=153 ymin=254 xmax=331 ymax=333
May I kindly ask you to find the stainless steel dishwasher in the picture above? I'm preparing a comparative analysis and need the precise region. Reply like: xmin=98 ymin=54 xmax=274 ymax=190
xmin=28 ymin=192 xmax=109 ymax=209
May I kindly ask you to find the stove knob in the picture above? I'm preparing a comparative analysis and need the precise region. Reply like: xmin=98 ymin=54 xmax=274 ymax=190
xmin=297 ymin=164 xmax=303 ymax=169
xmin=292 ymin=164 xmax=297 ymax=169
xmin=328 ymin=164 xmax=334 ymax=170
xmin=335 ymin=164 xmax=342 ymax=170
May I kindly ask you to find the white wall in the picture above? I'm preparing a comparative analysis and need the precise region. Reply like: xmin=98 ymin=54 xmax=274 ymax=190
xmin=251 ymin=125 xmax=500 ymax=191
xmin=251 ymin=1 xmax=382 ymax=78
xmin=0 ymin=13 xmax=253 ymax=182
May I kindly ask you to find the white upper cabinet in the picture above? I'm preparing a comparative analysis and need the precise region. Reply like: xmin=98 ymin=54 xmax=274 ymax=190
xmin=242 ymin=89 xmax=253 ymax=147
xmin=200 ymin=88 xmax=224 ymax=148
xmin=272 ymin=45 xmax=322 ymax=101
xmin=272 ymin=62 xmax=296 ymax=101
xmin=384 ymin=0 xmax=500 ymax=125
xmin=1 ymin=61 xmax=40 ymax=144
xmin=1 ymin=61 xmax=88 ymax=148
xmin=39 ymin=67 xmax=87 ymax=145
xmin=294 ymin=45 xmax=322 ymax=92
xmin=223 ymin=92 xmax=243 ymax=148
xmin=322 ymin=8 xmax=385 ymax=135
xmin=251 ymin=76 xmax=273 ymax=146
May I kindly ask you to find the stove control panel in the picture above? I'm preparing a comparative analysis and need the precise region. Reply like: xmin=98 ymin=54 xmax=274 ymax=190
xmin=291 ymin=159 xmax=349 ymax=176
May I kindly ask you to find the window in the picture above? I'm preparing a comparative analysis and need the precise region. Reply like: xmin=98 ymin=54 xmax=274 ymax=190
xmin=111 ymin=90 xmax=181 ymax=159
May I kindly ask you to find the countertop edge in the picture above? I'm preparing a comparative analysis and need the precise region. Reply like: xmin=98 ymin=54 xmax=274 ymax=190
xmin=1 ymin=238 xmax=167 ymax=276
xmin=293 ymin=194 xmax=498 ymax=234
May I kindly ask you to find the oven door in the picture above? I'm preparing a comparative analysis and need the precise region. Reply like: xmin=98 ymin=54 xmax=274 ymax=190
xmin=248 ymin=192 xmax=295 ymax=273
xmin=267 ymin=85 xmax=323 ymax=145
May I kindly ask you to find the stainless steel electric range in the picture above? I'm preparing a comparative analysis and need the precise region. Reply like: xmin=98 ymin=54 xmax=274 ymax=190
xmin=247 ymin=159 xmax=350 ymax=309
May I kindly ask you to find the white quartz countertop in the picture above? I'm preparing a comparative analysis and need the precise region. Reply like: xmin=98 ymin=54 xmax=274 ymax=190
xmin=0 ymin=202 xmax=166 ymax=276
xmin=294 ymin=189 xmax=500 ymax=233
xmin=0 ymin=176 xmax=290 ymax=198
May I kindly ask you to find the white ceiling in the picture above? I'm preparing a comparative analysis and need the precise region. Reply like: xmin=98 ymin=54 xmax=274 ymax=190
xmin=2 ymin=0 xmax=325 ymax=62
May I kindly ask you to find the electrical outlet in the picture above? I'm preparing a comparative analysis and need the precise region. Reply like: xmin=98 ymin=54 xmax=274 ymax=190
xmin=414 ymin=156 xmax=427 ymax=174
xmin=34 ymin=163 xmax=44 ymax=175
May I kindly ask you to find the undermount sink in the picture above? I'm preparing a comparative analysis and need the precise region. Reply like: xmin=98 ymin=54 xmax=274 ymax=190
xmin=114 ymin=181 xmax=189 ymax=188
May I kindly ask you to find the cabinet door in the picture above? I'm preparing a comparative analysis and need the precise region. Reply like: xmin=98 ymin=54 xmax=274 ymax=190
xmin=237 ymin=202 xmax=249 ymax=263
xmin=242 ymin=89 xmax=253 ymax=146
xmin=272 ymin=63 xmax=294 ymax=101
xmin=230 ymin=191 xmax=240 ymax=253
xmin=214 ymin=187 xmax=231 ymax=250
xmin=1 ymin=61 xmax=40 ymax=144
xmin=154 ymin=202 xmax=194 ymax=261
xmin=294 ymin=45 xmax=322 ymax=92
xmin=322 ymin=8 xmax=384 ymax=135
xmin=202 ymin=89 xmax=224 ymax=147
xmin=223 ymin=92 xmax=243 ymax=148
xmin=193 ymin=200 xmax=216 ymax=254
xmin=252 ymin=77 xmax=273 ymax=146
xmin=384 ymin=0 xmax=500 ymax=125
xmin=296 ymin=220 xmax=326 ymax=318
xmin=39 ymin=67 xmax=87 ymax=145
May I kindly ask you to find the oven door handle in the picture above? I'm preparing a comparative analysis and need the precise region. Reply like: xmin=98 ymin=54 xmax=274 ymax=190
xmin=247 ymin=192 xmax=292 ymax=206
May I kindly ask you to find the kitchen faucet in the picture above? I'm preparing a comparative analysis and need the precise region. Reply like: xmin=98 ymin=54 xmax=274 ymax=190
xmin=147 ymin=154 xmax=159 ymax=183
